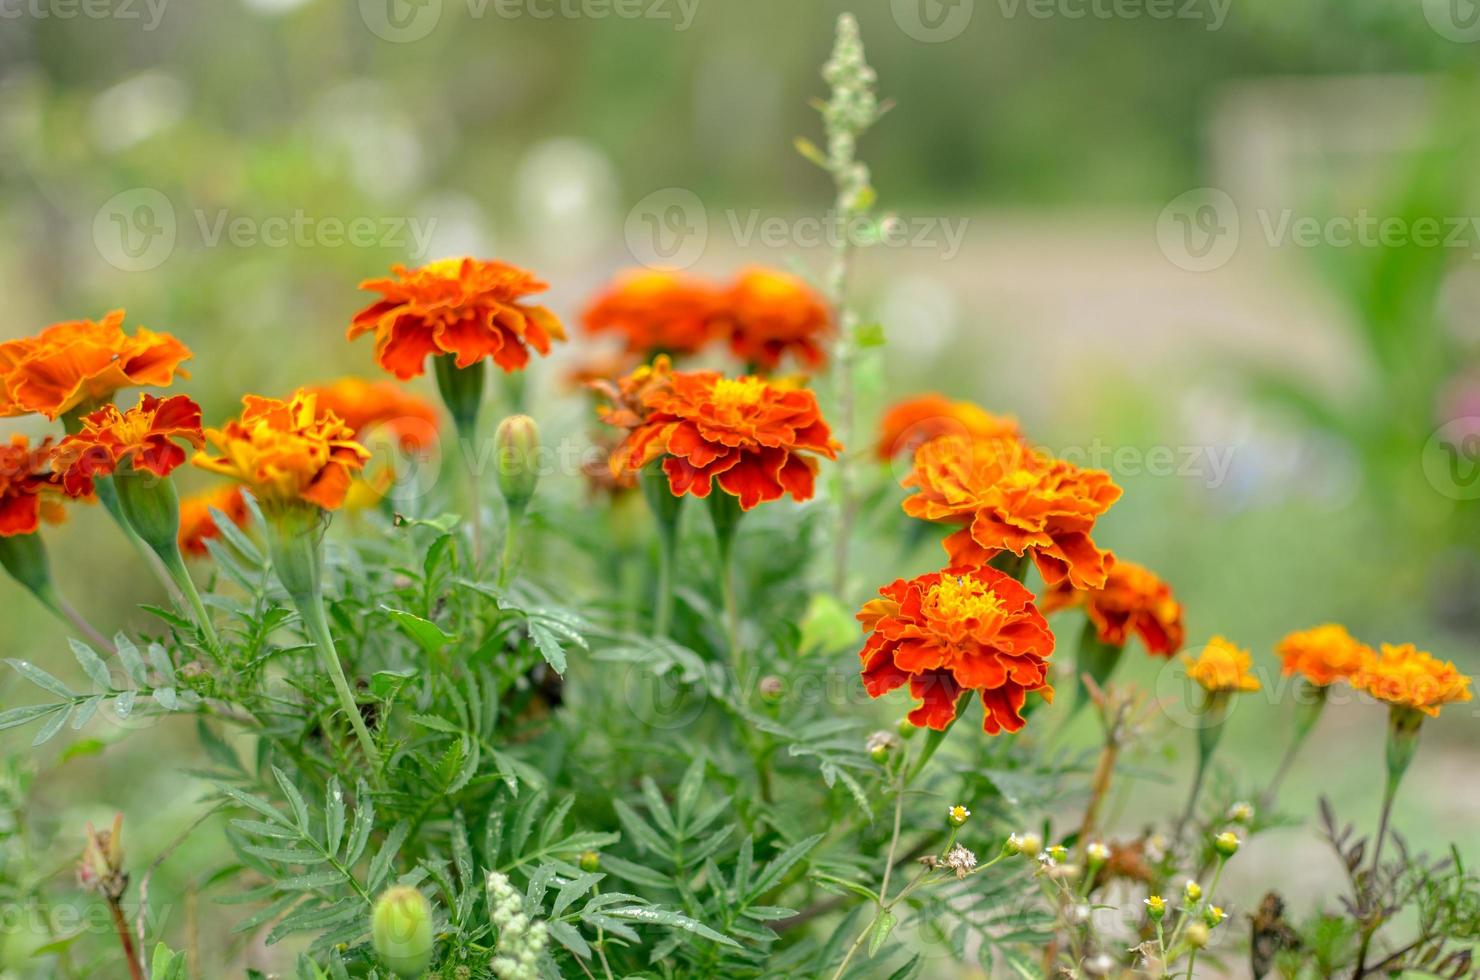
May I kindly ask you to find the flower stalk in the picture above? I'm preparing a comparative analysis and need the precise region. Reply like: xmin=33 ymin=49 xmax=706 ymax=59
xmin=112 ymin=464 xmax=219 ymax=651
xmin=641 ymin=466 xmax=683 ymax=637
xmin=1261 ymin=679 xmax=1328 ymax=809
xmin=435 ymin=354 xmax=488 ymax=563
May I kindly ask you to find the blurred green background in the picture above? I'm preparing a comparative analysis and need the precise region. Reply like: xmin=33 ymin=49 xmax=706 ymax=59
xmin=2 ymin=0 xmax=1478 ymax=974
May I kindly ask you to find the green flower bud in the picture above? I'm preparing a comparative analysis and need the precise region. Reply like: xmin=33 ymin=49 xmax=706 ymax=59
xmin=434 ymin=354 xmax=486 ymax=437
xmin=896 ymin=716 xmax=919 ymax=739
xmin=579 ymin=851 xmax=601 ymax=873
xmin=372 ymin=886 xmax=435 ymax=978
xmin=494 ymin=415 xmax=541 ymax=514
xmin=0 ymin=532 xmax=57 ymax=607
xmin=1204 ymin=904 xmax=1226 ymax=928
xmin=113 ymin=463 xmax=181 ymax=555
xmin=1144 ymin=895 xmax=1166 ymax=920
xmin=1213 ymin=831 xmax=1241 ymax=858
xmin=1185 ymin=922 xmax=1210 ymax=949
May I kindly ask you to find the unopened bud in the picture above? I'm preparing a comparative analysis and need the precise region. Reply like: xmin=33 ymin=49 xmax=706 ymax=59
xmin=865 ymin=729 xmax=898 ymax=763
xmin=1227 ymin=801 xmax=1254 ymax=824
xmin=759 ymin=675 xmax=785 ymax=704
xmin=1184 ymin=879 xmax=1203 ymax=903
xmin=1085 ymin=841 xmax=1110 ymax=866
xmin=1144 ymin=895 xmax=1166 ymax=920
xmin=1204 ymin=905 xmax=1226 ymax=928
xmin=1185 ymin=922 xmax=1210 ymax=949
xmin=896 ymin=716 xmax=918 ymax=739
xmin=579 ymin=851 xmax=601 ymax=873
xmin=372 ymin=885 xmax=435 ymax=978
xmin=1213 ymin=831 xmax=1241 ymax=858
xmin=494 ymin=415 xmax=541 ymax=513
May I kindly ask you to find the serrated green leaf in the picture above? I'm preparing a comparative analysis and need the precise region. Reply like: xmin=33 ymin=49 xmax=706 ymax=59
xmin=527 ymin=621 xmax=568 ymax=674
xmin=604 ymin=906 xmax=739 ymax=947
xmin=324 ymin=778 xmax=345 ymax=859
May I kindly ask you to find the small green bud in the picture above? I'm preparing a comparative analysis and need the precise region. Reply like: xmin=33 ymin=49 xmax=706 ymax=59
xmin=1144 ymin=895 xmax=1166 ymax=920
xmin=113 ymin=463 xmax=181 ymax=555
xmin=1183 ymin=879 xmax=1202 ymax=903
xmin=896 ymin=717 xmax=918 ymax=739
xmin=1213 ymin=830 xmax=1241 ymax=858
xmin=1185 ymin=922 xmax=1210 ymax=949
xmin=494 ymin=415 xmax=541 ymax=514
xmin=1227 ymin=801 xmax=1254 ymax=824
xmin=1085 ymin=841 xmax=1110 ymax=866
xmin=1204 ymin=904 xmax=1226 ymax=928
xmin=758 ymin=675 xmax=785 ymax=705
xmin=372 ymin=886 xmax=434 ymax=978
xmin=1018 ymin=832 xmax=1044 ymax=858
xmin=579 ymin=851 xmax=601 ymax=873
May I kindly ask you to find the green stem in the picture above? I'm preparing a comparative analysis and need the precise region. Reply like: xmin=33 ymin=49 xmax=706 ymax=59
xmin=161 ymin=546 xmax=220 ymax=653
xmin=296 ymin=590 xmax=382 ymax=774
xmin=642 ymin=466 xmax=683 ymax=638
xmin=654 ymin=525 xmax=676 ymax=638
xmin=906 ymin=690 xmax=973 ymax=784
xmin=498 ymin=510 xmax=520 ymax=588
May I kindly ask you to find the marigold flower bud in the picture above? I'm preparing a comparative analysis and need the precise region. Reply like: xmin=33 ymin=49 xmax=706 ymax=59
xmin=1185 ymin=922 xmax=1210 ymax=949
xmin=1204 ymin=905 xmax=1226 ymax=928
xmin=1213 ymin=831 xmax=1241 ymax=858
xmin=579 ymin=851 xmax=601 ymax=873
xmin=1144 ymin=895 xmax=1166 ymax=920
xmin=494 ymin=415 xmax=541 ymax=514
xmin=1184 ymin=879 xmax=1202 ymax=903
xmin=947 ymin=804 xmax=971 ymax=828
xmin=372 ymin=886 xmax=435 ymax=978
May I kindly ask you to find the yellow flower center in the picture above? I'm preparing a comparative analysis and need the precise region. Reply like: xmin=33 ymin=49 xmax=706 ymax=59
xmin=926 ymin=575 xmax=1006 ymax=627
xmin=419 ymin=256 xmax=469 ymax=278
xmin=708 ymin=377 xmax=768 ymax=411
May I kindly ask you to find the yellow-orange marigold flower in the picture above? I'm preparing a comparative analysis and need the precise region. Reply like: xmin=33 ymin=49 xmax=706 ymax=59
xmin=601 ymin=360 xmax=840 ymax=510
xmin=875 ymin=394 xmax=1020 ymax=462
xmin=903 ymin=434 xmax=1121 ymax=589
xmin=1041 ymin=556 xmax=1185 ymax=656
xmin=301 ymin=378 xmax=441 ymax=453
xmin=858 ymin=565 xmax=1055 ymax=734
xmin=719 ymin=268 xmax=832 ymax=372
xmin=583 ymin=269 xmax=721 ymax=356
xmin=54 ymin=394 xmax=204 ymax=495
xmin=1184 ymin=636 xmax=1261 ymax=693
xmin=194 ymin=391 xmax=370 ymax=512
xmin=1352 ymin=643 xmax=1472 ymax=718
xmin=178 ymin=484 xmax=251 ymax=558
xmin=1277 ymin=624 xmax=1372 ymax=688
xmin=349 ymin=257 xmax=565 ymax=381
xmin=0 ymin=311 xmax=192 ymax=420
xmin=0 ymin=435 xmax=86 ymax=536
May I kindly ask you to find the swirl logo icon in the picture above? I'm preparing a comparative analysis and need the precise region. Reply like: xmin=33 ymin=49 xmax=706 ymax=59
xmin=624 ymin=187 xmax=708 ymax=270
xmin=891 ymin=0 xmax=973 ymax=42
xmin=360 ymin=0 xmax=442 ymax=43
xmin=93 ymin=188 xmax=176 ymax=272
xmin=1157 ymin=188 xmax=1239 ymax=272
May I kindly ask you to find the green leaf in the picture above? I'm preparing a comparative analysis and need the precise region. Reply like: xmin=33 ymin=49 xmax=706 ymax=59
xmin=69 ymin=639 xmax=112 ymax=691
xmin=380 ymin=605 xmax=455 ymax=654
xmin=0 ymin=703 xmax=66 ymax=733
xmin=370 ymin=669 xmax=416 ymax=700
xmin=674 ymin=755 xmax=706 ymax=829
xmin=4 ymin=659 xmax=73 ymax=699
xmin=345 ymin=781 xmax=375 ymax=866
xmin=749 ymin=834 xmax=825 ymax=900
xmin=551 ymin=872 xmax=603 ymax=917
xmin=31 ymin=706 xmax=71 ymax=746
xmin=60 ymin=738 xmax=107 ymax=763
xmin=868 ymin=909 xmax=897 ymax=958
xmin=604 ymin=906 xmax=739 ymax=948
xmin=527 ymin=621 xmax=568 ymax=674
xmin=115 ymin=636 xmax=149 ymax=687
xmin=409 ymin=713 xmax=462 ymax=735
xmin=853 ymin=322 xmax=887 ymax=349
xmin=324 ymin=778 xmax=346 ymax=859
xmin=368 ymin=821 xmax=410 ymax=892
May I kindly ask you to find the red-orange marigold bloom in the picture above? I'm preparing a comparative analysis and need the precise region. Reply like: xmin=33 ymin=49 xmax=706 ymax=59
xmin=1040 ymin=556 xmax=1185 ymax=656
xmin=54 ymin=394 xmax=204 ymax=496
xmin=903 ymin=434 xmax=1122 ymax=589
xmin=602 ymin=361 xmax=840 ymax=510
xmin=349 ymin=257 xmax=566 ymax=381
xmin=1352 ymin=643 xmax=1472 ymax=718
xmin=582 ymin=269 xmax=721 ymax=356
xmin=0 ymin=435 xmax=84 ymax=536
xmin=857 ymin=565 xmax=1055 ymax=735
xmin=1183 ymin=636 xmax=1261 ymax=693
xmin=0 ymin=310 xmax=192 ymax=420
xmin=177 ymin=484 xmax=250 ymax=558
xmin=301 ymin=378 xmax=441 ymax=453
xmin=193 ymin=391 xmax=370 ymax=512
xmin=719 ymin=268 xmax=832 ymax=372
xmin=1277 ymin=624 xmax=1373 ymax=688
xmin=875 ymin=394 xmax=1020 ymax=462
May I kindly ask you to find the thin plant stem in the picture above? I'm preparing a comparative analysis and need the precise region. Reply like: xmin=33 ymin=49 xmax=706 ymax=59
xmin=49 ymin=591 xmax=115 ymax=654
xmin=296 ymin=592 xmax=381 ymax=774
xmin=905 ymin=690 xmax=973 ymax=783
xmin=1260 ymin=732 xmax=1305 ymax=811
xmin=161 ymin=548 xmax=220 ymax=652
xmin=466 ymin=450 xmax=485 ymax=567
xmin=654 ymin=525 xmax=676 ymax=638
xmin=498 ymin=512 xmax=519 ymax=587
xmin=107 ymin=896 xmax=145 ymax=980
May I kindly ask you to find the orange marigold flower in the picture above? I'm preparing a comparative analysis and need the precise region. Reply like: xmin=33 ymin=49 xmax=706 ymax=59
xmin=193 ymin=391 xmax=370 ymax=512
xmin=1041 ymin=556 xmax=1185 ymax=656
xmin=54 ymin=394 xmax=204 ymax=496
xmin=0 ymin=310 xmax=192 ymax=420
xmin=301 ymin=378 xmax=441 ymax=453
xmin=602 ymin=361 xmax=840 ymax=510
xmin=178 ymin=484 xmax=250 ymax=558
xmin=0 ymin=435 xmax=85 ymax=536
xmin=903 ymin=434 xmax=1121 ymax=589
xmin=582 ymin=269 xmax=721 ymax=356
xmin=1352 ymin=643 xmax=1472 ymax=718
xmin=349 ymin=257 xmax=566 ymax=381
xmin=1277 ymin=624 xmax=1373 ymax=688
xmin=1183 ymin=636 xmax=1261 ymax=693
xmin=857 ymin=565 xmax=1055 ymax=734
xmin=719 ymin=268 xmax=832 ymax=372
xmin=875 ymin=394 xmax=1020 ymax=462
